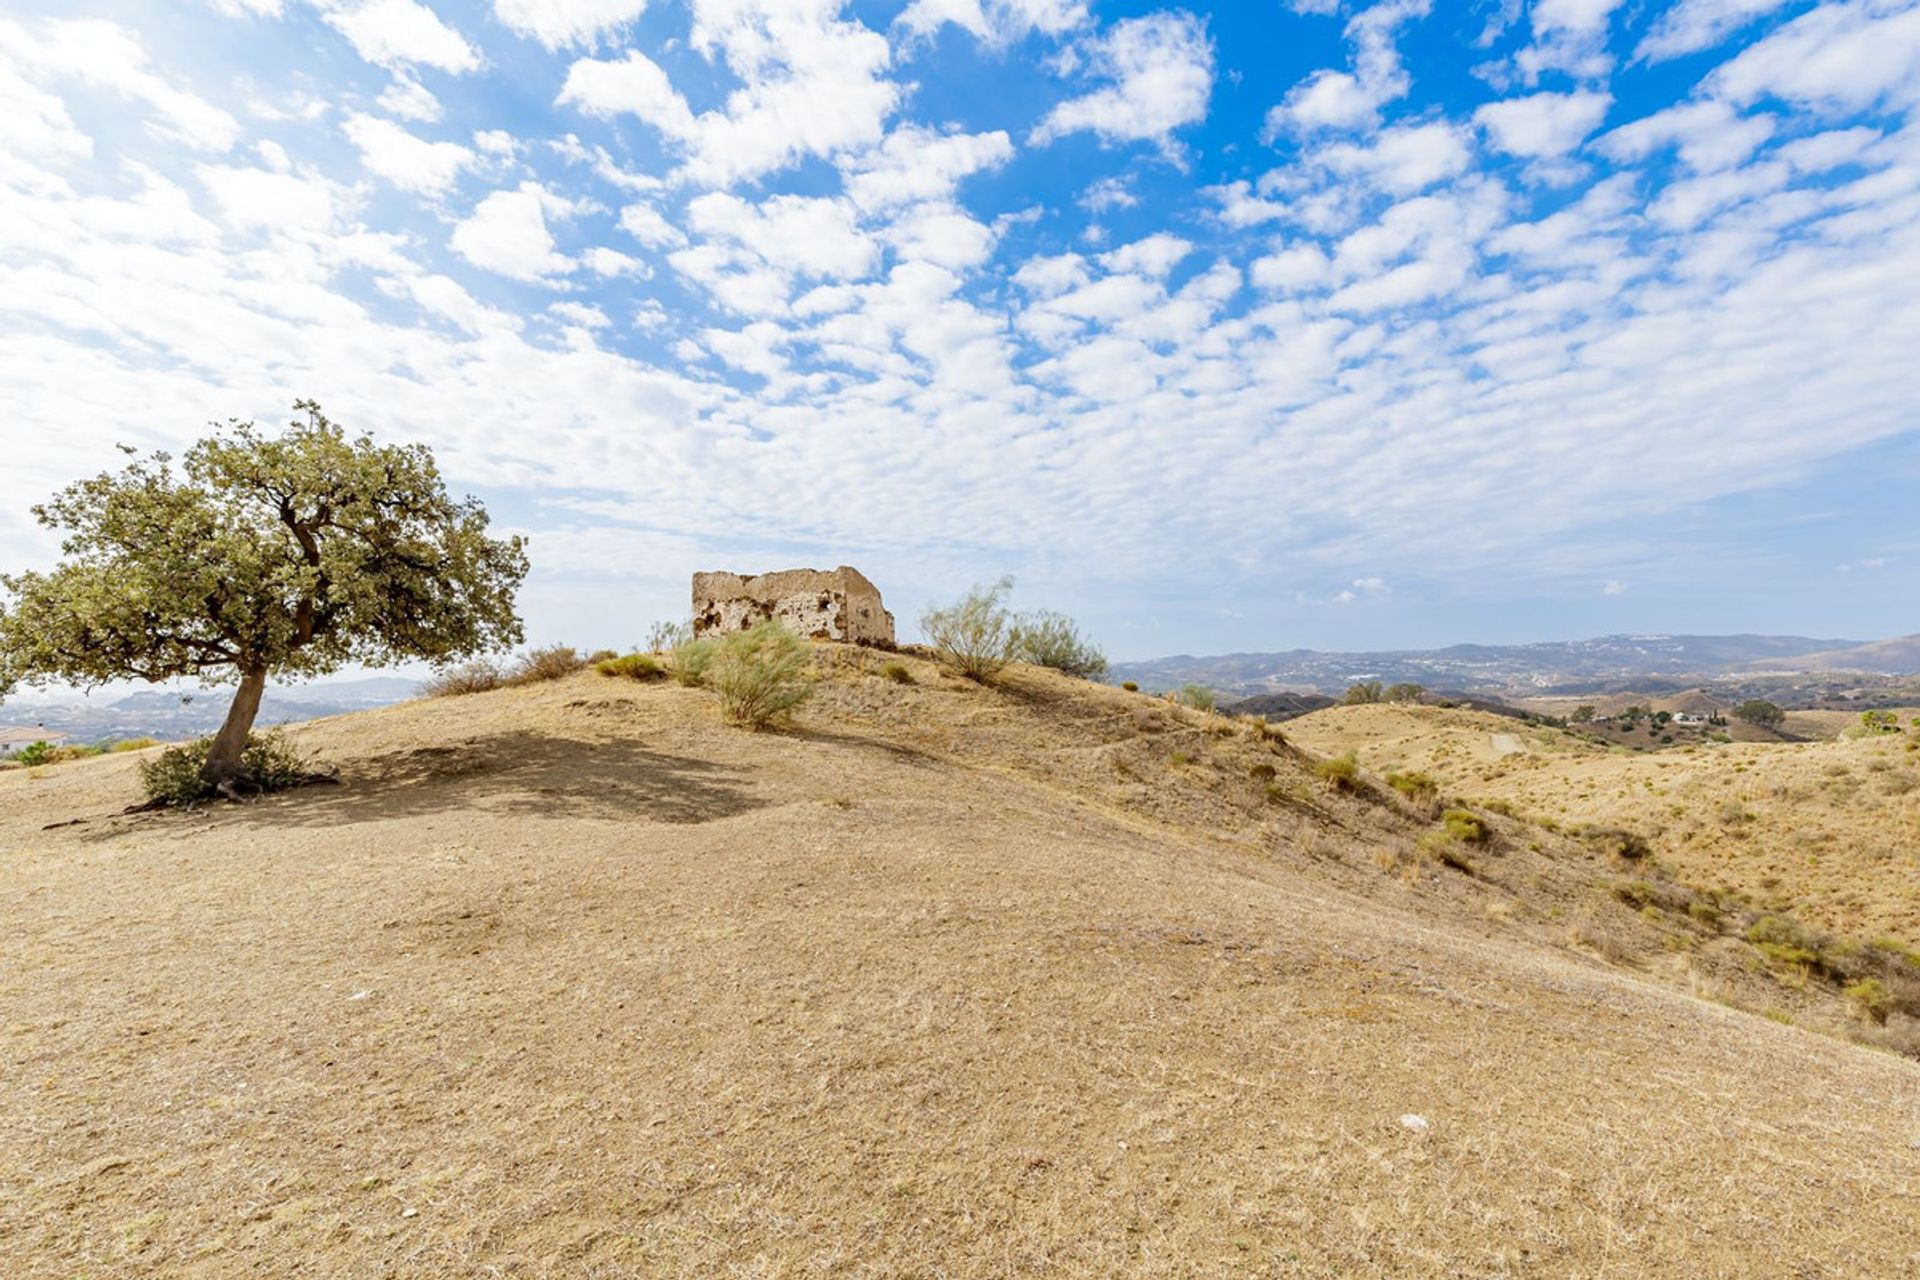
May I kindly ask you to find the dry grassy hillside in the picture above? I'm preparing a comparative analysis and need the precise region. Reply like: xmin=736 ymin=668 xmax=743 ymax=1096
xmin=4 ymin=650 xmax=1919 ymax=1278
xmin=1287 ymin=702 xmax=1920 ymax=952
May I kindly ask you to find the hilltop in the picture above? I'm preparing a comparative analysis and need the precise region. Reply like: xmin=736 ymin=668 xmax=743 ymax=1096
xmin=3 ymin=649 xmax=1918 ymax=1277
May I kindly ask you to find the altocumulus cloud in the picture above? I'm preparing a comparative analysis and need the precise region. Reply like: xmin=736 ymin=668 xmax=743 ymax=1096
xmin=1 ymin=0 xmax=1918 ymax=652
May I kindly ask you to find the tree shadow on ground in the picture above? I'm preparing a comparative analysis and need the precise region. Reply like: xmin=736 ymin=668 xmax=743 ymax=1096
xmin=117 ymin=731 xmax=769 ymax=834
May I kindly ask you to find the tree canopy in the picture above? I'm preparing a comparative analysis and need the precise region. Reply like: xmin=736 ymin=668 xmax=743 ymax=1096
xmin=0 ymin=402 xmax=529 ymax=788
xmin=1734 ymin=699 xmax=1786 ymax=728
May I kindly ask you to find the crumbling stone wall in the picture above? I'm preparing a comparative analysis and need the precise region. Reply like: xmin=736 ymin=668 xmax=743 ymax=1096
xmin=692 ymin=566 xmax=896 ymax=646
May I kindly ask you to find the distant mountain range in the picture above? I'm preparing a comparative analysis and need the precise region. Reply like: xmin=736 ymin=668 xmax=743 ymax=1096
xmin=1112 ymin=633 xmax=1920 ymax=699
xmin=0 ymin=677 xmax=422 ymax=745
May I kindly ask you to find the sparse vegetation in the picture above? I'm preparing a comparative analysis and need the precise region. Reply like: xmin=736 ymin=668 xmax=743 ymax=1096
xmin=505 ymin=645 xmax=589 ymax=685
xmin=647 ymin=619 xmax=693 ymax=653
xmin=881 ymin=661 xmax=914 ymax=684
xmin=706 ymin=622 xmax=814 ymax=729
xmin=1343 ymin=681 xmax=1384 ymax=705
xmin=1735 ymin=699 xmax=1785 ymax=728
xmin=1441 ymin=808 xmax=1488 ymax=844
xmin=1174 ymin=683 xmax=1215 ymax=712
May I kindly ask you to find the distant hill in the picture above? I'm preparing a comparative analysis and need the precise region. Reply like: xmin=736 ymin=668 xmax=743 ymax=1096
xmin=1112 ymin=633 xmax=1868 ymax=699
xmin=0 ymin=676 xmax=422 ymax=744
xmin=1757 ymin=633 xmax=1920 ymax=674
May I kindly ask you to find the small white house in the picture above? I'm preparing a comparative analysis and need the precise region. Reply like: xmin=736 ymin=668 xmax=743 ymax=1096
xmin=1672 ymin=712 xmax=1709 ymax=727
xmin=0 ymin=727 xmax=69 ymax=757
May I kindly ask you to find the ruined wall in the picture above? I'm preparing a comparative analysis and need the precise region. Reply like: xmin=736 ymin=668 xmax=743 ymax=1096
xmin=691 ymin=566 xmax=896 ymax=646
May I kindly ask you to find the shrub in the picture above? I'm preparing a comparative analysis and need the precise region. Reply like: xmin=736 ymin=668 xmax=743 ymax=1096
xmin=881 ymin=661 xmax=914 ymax=684
xmin=596 ymin=653 xmax=666 ymax=682
xmin=1314 ymin=750 xmax=1359 ymax=791
xmin=421 ymin=659 xmax=503 ymax=698
xmin=139 ymin=731 xmax=316 ymax=807
xmin=1169 ymin=750 xmax=1193 ymax=767
xmin=1386 ymin=770 xmax=1438 ymax=801
xmin=1845 ymin=978 xmax=1894 ymax=1025
xmin=1418 ymin=828 xmax=1475 ymax=872
xmin=14 ymin=740 xmax=57 ymax=767
xmin=920 ymin=578 xmax=1016 ymax=681
xmin=506 ymin=645 xmax=588 ymax=686
xmin=110 ymin=737 xmax=161 ymax=753
xmin=1011 ymin=610 xmax=1108 ymax=679
xmin=1582 ymin=825 xmax=1652 ymax=866
xmin=1746 ymin=915 xmax=1823 ymax=971
xmin=1121 ymin=681 xmax=1139 ymax=693
xmin=707 ymin=622 xmax=814 ymax=728
xmin=1174 ymin=683 xmax=1215 ymax=712
xmin=1343 ymin=681 xmax=1384 ymax=705
xmin=1441 ymin=808 xmax=1488 ymax=843
xmin=1248 ymin=762 xmax=1277 ymax=781
xmin=669 ymin=635 xmax=717 ymax=687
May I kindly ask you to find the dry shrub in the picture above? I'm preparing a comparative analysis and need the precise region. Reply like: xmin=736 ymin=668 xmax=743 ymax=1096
xmin=1012 ymin=610 xmax=1108 ymax=680
xmin=506 ymin=645 xmax=588 ymax=686
xmin=920 ymin=578 xmax=1016 ymax=681
xmin=1568 ymin=917 xmax=1634 ymax=964
xmin=421 ymin=659 xmax=503 ymax=698
xmin=669 ymin=635 xmax=717 ymax=687
xmin=881 ymin=661 xmax=914 ymax=685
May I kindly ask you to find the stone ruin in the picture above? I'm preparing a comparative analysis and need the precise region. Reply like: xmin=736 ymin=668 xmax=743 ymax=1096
xmin=691 ymin=566 xmax=896 ymax=647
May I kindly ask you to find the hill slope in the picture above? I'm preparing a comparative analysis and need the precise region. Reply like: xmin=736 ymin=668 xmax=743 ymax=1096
xmin=3 ymin=652 xmax=1918 ymax=1277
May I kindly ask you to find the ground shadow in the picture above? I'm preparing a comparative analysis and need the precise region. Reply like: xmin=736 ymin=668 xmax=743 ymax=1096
xmin=98 ymin=730 xmax=768 ymax=836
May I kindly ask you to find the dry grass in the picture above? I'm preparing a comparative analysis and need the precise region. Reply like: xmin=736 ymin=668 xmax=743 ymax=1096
xmin=2 ymin=657 xmax=1918 ymax=1277
xmin=1289 ymin=702 xmax=1920 ymax=951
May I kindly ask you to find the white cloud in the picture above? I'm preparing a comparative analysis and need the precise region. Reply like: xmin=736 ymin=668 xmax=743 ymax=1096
xmin=617 ymin=201 xmax=685 ymax=249
xmin=1637 ymin=0 xmax=1796 ymax=62
xmin=895 ymin=0 xmax=1089 ymax=43
xmin=548 ymin=300 xmax=611 ymax=329
xmin=1205 ymin=180 xmax=1288 ymax=228
xmin=557 ymin=2 xmax=900 ymax=188
xmin=6 ymin=18 xmax=241 ymax=152
xmin=1475 ymin=90 xmax=1611 ymax=158
xmin=493 ymin=0 xmax=650 ymax=49
xmin=1317 ymin=121 xmax=1474 ymax=194
xmin=376 ymin=73 xmax=441 ymax=122
xmin=1079 ymin=175 xmax=1137 ymax=211
xmin=1599 ymin=99 xmax=1775 ymax=173
xmin=1267 ymin=0 xmax=1426 ymax=136
xmin=582 ymin=246 xmax=646 ymax=277
xmin=1099 ymin=233 xmax=1192 ymax=278
xmin=1708 ymin=1 xmax=1920 ymax=112
xmin=450 ymin=182 xmax=577 ymax=282
xmin=342 ymin=113 xmax=475 ymax=195
xmin=840 ymin=125 xmax=1013 ymax=213
xmin=315 ymin=0 xmax=480 ymax=74
xmin=1031 ymin=10 xmax=1215 ymax=149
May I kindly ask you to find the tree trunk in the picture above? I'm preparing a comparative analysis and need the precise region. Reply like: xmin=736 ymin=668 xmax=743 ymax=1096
xmin=201 ymin=664 xmax=268 ymax=790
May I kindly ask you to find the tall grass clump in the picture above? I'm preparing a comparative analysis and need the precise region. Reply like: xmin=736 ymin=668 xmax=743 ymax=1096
xmin=920 ymin=577 xmax=1016 ymax=681
xmin=1314 ymin=749 xmax=1360 ymax=791
xmin=505 ymin=645 xmax=588 ymax=685
xmin=669 ymin=634 xmax=717 ymax=686
xmin=648 ymin=619 xmax=693 ymax=653
xmin=596 ymin=652 xmax=666 ymax=682
xmin=707 ymin=622 xmax=814 ymax=728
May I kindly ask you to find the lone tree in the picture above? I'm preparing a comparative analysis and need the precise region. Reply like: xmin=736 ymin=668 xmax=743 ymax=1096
xmin=0 ymin=403 xmax=529 ymax=791
xmin=1734 ymin=698 xmax=1786 ymax=729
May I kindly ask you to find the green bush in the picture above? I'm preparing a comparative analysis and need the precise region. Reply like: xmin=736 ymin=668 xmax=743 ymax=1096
xmin=1845 ymin=978 xmax=1894 ymax=1024
xmin=1418 ymin=829 xmax=1475 ymax=872
xmin=669 ymin=635 xmax=717 ymax=687
xmin=1314 ymin=750 xmax=1359 ymax=790
xmin=1120 ymin=681 xmax=1139 ymax=692
xmin=707 ymin=622 xmax=814 ymax=728
xmin=881 ymin=661 xmax=914 ymax=684
xmin=1386 ymin=770 xmax=1438 ymax=801
xmin=421 ymin=659 xmax=504 ymax=698
xmin=1011 ymin=610 xmax=1108 ymax=679
xmin=1441 ymin=808 xmax=1488 ymax=843
xmin=138 ymin=731 xmax=315 ymax=807
xmin=1746 ymin=915 xmax=1822 ymax=970
xmin=14 ymin=740 xmax=57 ymax=767
xmin=109 ymin=737 xmax=161 ymax=753
xmin=596 ymin=652 xmax=666 ymax=681
xmin=920 ymin=578 xmax=1016 ymax=681
xmin=1174 ymin=683 xmax=1214 ymax=712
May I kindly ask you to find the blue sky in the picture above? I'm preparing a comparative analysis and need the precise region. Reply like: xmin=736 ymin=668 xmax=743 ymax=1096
xmin=1 ymin=0 xmax=1918 ymax=662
